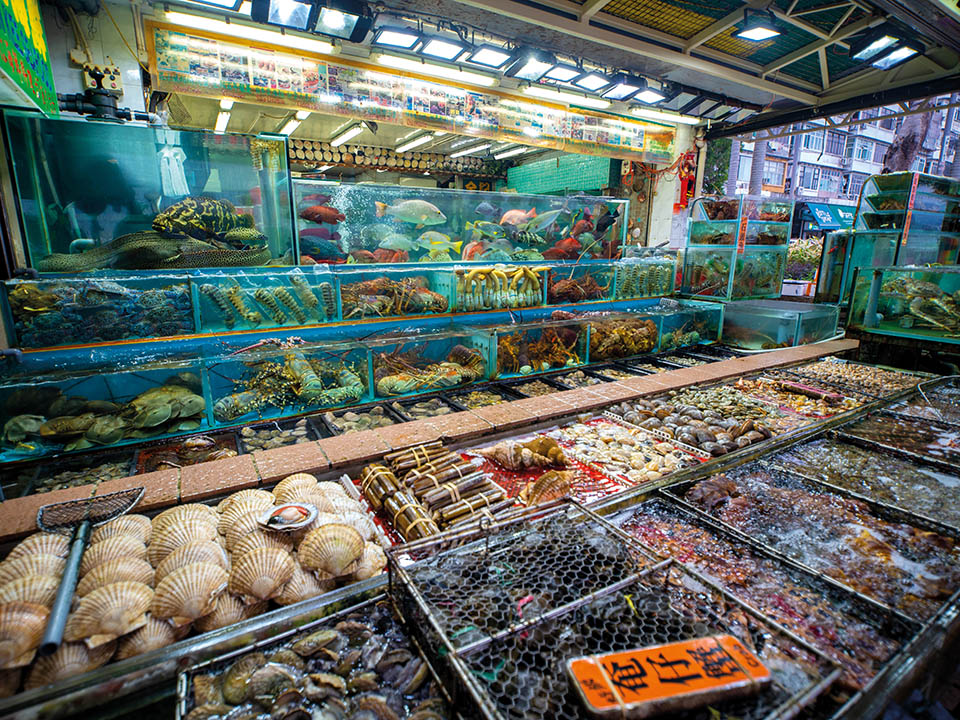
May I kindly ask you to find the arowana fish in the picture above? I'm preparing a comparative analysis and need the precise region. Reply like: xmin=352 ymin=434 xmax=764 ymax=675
xmin=374 ymin=199 xmax=446 ymax=227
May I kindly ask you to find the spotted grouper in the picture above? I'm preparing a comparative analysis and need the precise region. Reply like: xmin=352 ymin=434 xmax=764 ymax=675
xmin=153 ymin=196 xmax=255 ymax=240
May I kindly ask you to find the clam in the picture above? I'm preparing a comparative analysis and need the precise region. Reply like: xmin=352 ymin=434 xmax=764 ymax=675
xmin=148 ymin=518 xmax=218 ymax=567
xmin=0 ymin=554 xmax=66 ymax=586
xmin=152 ymin=505 xmax=217 ymax=536
xmin=185 ymin=704 xmax=233 ymax=720
xmin=224 ymin=509 xmax=267 ymax=552
xmin=222 ymin=653 xmax=267 ymax=704
xmin=90 ymin=515 xmax=152 ymax=546
xmin=0 ymin=575 xmax=60 ymax=607
xmin=218 ymin=496 xmax=275 ymax=535
xmin=272 ymin=474 xmax=318 ymax=501
xmin=194 ymin=594 xmax=268 ymax=633
xmin=232 ymin=531 xmax=294 ymax=559
xmin=340 ymin=511 xmax=378 ymax=541
xmin=269 ymin=649 xmax=306 ymax=672
xmin=291 ymin=629 xmax=344 ymax=658
xmin=80 ymin=535 xmax=148 ymax=576
xmin=352 ymin=543 xmax=387 ymax=581
xmin=247 ymin=663 xmax=298 ymax=705
xmin=0 ymin=602 xmax=49 ymax=669
xmin=6 ymin=533 xmax=69 ymax=561
xmin=193 ymin=673 xmax=224 ymax=706
xmin=24 ymin=641 xmax=116 ymax=690
xmin=64 ymin=581 xmax=154 ymax=647
xmin=154 ymin=540 xmax=230 ymax=585
xmin=274 ymin=564 xmax=333 ymax=606
xmin=151 ymin=562 xmax=228 ymax=627
xmin=115 ymin=615 xmax=180 ymax=660
xmin=229 ymin=548 xmax=295 ymax=603
xmin=217 ymin=489 xmax=273 ymax=514
xmin=298 ymin=524 xmax=364 ymax=577
xmin=76 ymin=557 xmax=154 ymax=597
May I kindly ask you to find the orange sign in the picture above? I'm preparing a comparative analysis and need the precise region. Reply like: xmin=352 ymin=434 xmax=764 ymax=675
xmin=567 ymin=634 xmax=770 ymax=718
xmin=736 ymin=217 xmax=749 ymax=254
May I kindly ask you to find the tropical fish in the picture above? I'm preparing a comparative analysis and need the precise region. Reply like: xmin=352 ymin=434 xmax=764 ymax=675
xmin=374 ymin=199 xmax=446 ymax=227
xmin=475 ymin=201 xmax=499 ymax=218
xmin=417 ymin=231 xmax=462 ymax=254
xmin=595 ymin=206 xmax=621 ymax=236
xmin=301 ymin=193 xmax=332 ymax=205
xmin=299 ymin=205 xmax=345 ymax=224
xmin=486 ymin=238 xmax=515 ymax=254
xmin=480 ymin=248 xmax=513 ymax=262
xmin=510 ymin=230 xmax=545 ymax=247
xmin=361 ymin=224 xmax=397 ymax=243
xmin=512 ymin=249 xmax=544 ymax=261
xmin=571 ymin=217 xmax=594 ymax=238
xmin=461 ymin=241 xmax=486 ymax=260
xmin=302 ymin=238 xmax=347 ymax=262
xmin=542 ymin=237 xmax=581 ymax=260
xmin=499 ymin=208 xmax=536 ymax=226
xmin=578 ymin=233 xmax=600 ymax=255
xmin=348 ymin=250 xmax=377 ymax=263
xmin=520 ymin=208 xmax=565 ymax=233
xmin=299 ymin=227 xmax=340 ymax=241
xmin=465 ymin=221 xmax=507 ymax=240
xmin=378 ymin=233 xmax=417 ymax=251
xmin=153 ymin=197 xmax=254 ymax=240
xmin=421 ymin=248 xmax=453 ymax=262
xmin=373 ymin=248 xmax=408 ymax=263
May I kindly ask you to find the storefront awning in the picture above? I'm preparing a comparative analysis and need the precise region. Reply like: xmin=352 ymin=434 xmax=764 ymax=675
xmin=801 ymin=203 xmax=855 ymax=230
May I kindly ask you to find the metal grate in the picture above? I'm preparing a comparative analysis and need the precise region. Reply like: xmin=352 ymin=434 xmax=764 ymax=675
xmin=601 ymin=0 xmax=733 ymax=40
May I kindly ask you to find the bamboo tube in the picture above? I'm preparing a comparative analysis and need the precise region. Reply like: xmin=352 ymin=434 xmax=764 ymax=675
xmin=421 ymin=474 xmax=487 ymax=512
xmin=384 ymin=440 xmax=444 ymax=463
xmin=304 ymin=149 xmax=314 ymax=161
xmin=446 ymin=499 xmax=516 ymax=528
xmin=435 ymin=486 xmax=507 ymax=526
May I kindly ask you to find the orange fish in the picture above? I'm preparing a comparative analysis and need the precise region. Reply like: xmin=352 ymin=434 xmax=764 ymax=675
xmin=372 ymin=248 xmax=408 ymax=263
xmin=349 ymin=250 xmax=377 ymax=263
xmin=499 ymin=208 xmax=536 ymax=226
xmin=461 ymin=240 xmax=486 ymax=260
xmin=543 ymin=236 xmax=581 ymax=260
xmin=571 ymin=218 xmax=594 ymax=238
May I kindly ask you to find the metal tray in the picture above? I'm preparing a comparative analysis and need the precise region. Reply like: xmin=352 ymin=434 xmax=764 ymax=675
xmin=316 ymin=401 xmax=408 ymax=436
xmin=832 ymin=410 xmax=960 ymax=472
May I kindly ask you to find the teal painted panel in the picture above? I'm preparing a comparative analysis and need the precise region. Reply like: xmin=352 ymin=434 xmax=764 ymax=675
xmin=508 ymin=155 xmax=613 ymax=194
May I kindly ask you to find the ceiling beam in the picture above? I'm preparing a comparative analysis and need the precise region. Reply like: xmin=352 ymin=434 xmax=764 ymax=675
xmin=683 ymin=9 xmax=743 ymax=53
xmin=579 ymin=0 xmax=610 ymax=22
xmin=818 ymin=47 xmax=830 ymax=89
xmin=792 ymin=1 xmax=855 ymax=17
xmin=761 ymin=14 xmax=880 ymax=78
xmin=450 ymin=0 xmax=820 ymax=103
xmin=830 ymin=5 xmax=856 ymax=34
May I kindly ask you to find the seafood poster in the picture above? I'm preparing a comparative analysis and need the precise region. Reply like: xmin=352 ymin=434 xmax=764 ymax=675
xmin=0 ymin=0 xmax=57 ymax=116
xmin=148 ymin=22 xmax=675 ymax=163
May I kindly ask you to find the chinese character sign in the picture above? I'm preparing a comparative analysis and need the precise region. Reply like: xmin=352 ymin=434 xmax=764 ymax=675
xmin=0 ymin=0 xmax=57 ymax=115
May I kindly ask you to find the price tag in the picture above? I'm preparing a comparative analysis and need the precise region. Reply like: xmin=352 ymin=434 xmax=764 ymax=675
xmin=567 ymin=634 xmax=770 ymax=718
xmin=902 ymin=173 xmax=920 ymax=245
xmin=736 ymin=217 xmax=749 ymax=254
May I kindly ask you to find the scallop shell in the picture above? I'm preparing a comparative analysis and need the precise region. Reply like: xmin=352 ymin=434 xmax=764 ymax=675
xmin=352 ymin=542 xmax=388 ymax=581
xmin=0 ymin=576 xmax=60 ymax=607
xmin=152 ymin=505 xmax=217 ymax=536
xmin=64 ymin=581 xmax=154 ymax=647
xmin=148 ymin=519 xmax=218 ymax=567
xmin=224 ymin=509 xmax=267 ymax=552
xmin=231 ymin=531 xmax=294 ymax=559
xmin=194 ymin=594 xmax=268 ymax=633
xmin=0 ymin=554 xmax=66 ymax=586
xmin=274 ymin=564 xmax=333 ymax=606
xmin=90 ymin=515 xmax=152 ymax=546
xmin=325 ymin=494 xmax=363 ymax=515
xmin=217 ymin=496 xmax=275 ymax=535
xmin=24 ymin=641 xmax=115 ymax=690
xmin=217 ymin=489 xmax=274 ymax=514
xmin=298 ymin=524 xmax=364 ymax=576
xmin=0 ymin=602 xmax=49 ymax=669
xmin=285 ymin=491 xmax=337 ymax=513
xmin=154 ymin=541 xmax=230 ymax=585
xmin=228 ymin=548 xmax=295 ymax=603
xmin=341 ymin=511 xmax=378 ymax=541
xmin=0 ymin=668 xmax=21 ymax=699
xmin=290 ymin=512 xmax=344 ymax=546
xmin=272 ymin=474 xmax=318 ymax=502
xmin=150 ymin=562 xmax=228 ymax=627
xmin=6 ymin=533 xmax=69 ymax=561
xmin=115 ymin=615 xmax=180 ymax=660
xmin=315 ymin=481 xmax=348 ymax=497
xmin=80 ymin=535 xmax=148 ymax=576
xmin=76 ymin=558 xmax=155 ymax=598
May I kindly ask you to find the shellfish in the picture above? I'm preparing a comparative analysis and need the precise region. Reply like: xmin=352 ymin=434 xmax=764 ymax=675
xmin=151 ymin=562 xmax=228 ymax=627
xmin=24 ymin=641 xmax=116 ymax=690
xmin=228 ymin=547 xmax=295 ymax=603
xmin=148 ymin=518 xmax=218 ymax=567
xmin=0 ymin=602 xmax=49 ymax=669
xmin=115 ymin=615 xmax=183 ymax=660
xmin=0 ymin=554 xmax=66 ymax=586
xmin=64 ymin=581 xmax=154 ymax=647
xmin=274 ymin=564 xmax=334 ymax=606
xmin=272 ymin=474 xmax=318 ymax=502
xmin=222 ymin=653 xmax=266 ymax=704
xmin=76 ymin=557 xmax=155 ymax=597
xmin=298 ymin=524 xmax=364 ymax=577
xmin=152 ymin=505 xmax=217 ymax=536
xmin=6 ymin=533 xmax=69 ymax=561
xmin=224 ymin=509 xmax=267 ymax=552
xmin=352 ymin=543 xmax=387 ymax=581
xmin=90 ymin=515 xmax=152 ymax=546
xmin=154 ymin=540 xmax=230 ymax=584
xmin=232 ymin=531 xmax=294 ymax=559
xmin=194 ymin=594 xmax=268 ymax=633
xmin=217 ymin=488 xmax=274 ymax=514
xmin=341 ymin=511 xmax=378 ymax=542
xmin=520 ymin=470 xmax=574 ymax=506
xmin=218 ymin=496 xmax=275 ymax=535
xmin=0 ymin=576 xmax=60 ymax=607
xmin=80 ymin=535 xmax=148 ymax=576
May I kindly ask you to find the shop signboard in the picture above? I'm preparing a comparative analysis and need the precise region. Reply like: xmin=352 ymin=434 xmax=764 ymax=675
xmin=0 ymin=0 xmax=57 ymax=115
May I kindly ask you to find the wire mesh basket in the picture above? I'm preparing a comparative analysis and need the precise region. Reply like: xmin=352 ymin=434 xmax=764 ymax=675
xmin=389 ymin=500 xmax=840 ymax=720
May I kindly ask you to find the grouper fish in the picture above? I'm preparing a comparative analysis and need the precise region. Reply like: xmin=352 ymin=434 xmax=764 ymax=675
xmin=374 ymin=199 xmax=446 ymax=227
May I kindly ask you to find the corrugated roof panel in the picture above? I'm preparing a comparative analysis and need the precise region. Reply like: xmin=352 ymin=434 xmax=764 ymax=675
xmin=601 ymin=0 xmax=737 ymax=40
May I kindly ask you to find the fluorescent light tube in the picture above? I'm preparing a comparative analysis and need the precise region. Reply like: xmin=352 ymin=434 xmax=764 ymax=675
xmin=396 ymin=134 xmax=433 ymax=152
xmin=165 ymin=11 xmax=333 ymax=54
xmin=450 ymin=143 xmax=490 ymax=158
xmin=872 ymin=45 xmax=918 ymax=69
xmin=494 ymin=146 xmax=527 ymax=159
xmin=630 ymin=107 xmax=701 ymax=125
xmin=279 ymin=118 xmax=301 ymax=135
xmin=523 ymin=85 xmax=610 ymax=109
xmin=295 ymin=110 xmax=311 ymax=120
xmin=522 ymin=126 xmax=541 ymax=137
xmin=214 ymin=110 xmax=230 ymax=133
xmin=219 ymin=97 xmax=235 ymax=110
xmin=330 ymin=124 xmax=364 ymax=146
xmin=376 ymin=54 xmax=497 ymax=87
xmin=433 ymin=131 xmax=448 ymax=137
xmin=317 ymin=165 xmax=333 ymax=172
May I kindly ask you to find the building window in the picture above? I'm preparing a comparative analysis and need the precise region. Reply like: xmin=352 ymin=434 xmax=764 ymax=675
xmin=873 ymin=142 xmax=888 ymax=164
xmin=820 ymin=168 xmax=842 ymax=194
xmin=826 ymin=131 xmax=845 ymax=155
xmin=844 ymin=173 xmax=866 ymax=199
xmin=847 ymin=137 xmax=873 ymax=161
xmin=802 ymin=129 xmax=824 ymax=151
xmin=762 ymin=159 xmax=786 ymax=189
xmin=798 ymin=164 xmax=820 ymax=190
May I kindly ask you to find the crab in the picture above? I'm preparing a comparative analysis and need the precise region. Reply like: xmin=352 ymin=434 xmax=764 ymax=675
xmin=882 ymin=277 xmax=960 ymax=336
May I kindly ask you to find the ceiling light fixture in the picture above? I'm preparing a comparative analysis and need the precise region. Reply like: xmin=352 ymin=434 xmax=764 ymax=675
xmin=279 ymin=109 xmax=311 ymax=135
xmin=419 ymin=35 xmax=470 ymax=61
xmin=523 ymin=85 xmax=610 ymax=110
xmin=506 ymin=48 xmax=556 ymax=81
xmin=251 ymin=0 xmax=312 ymax=30
xmin=376 ymin=54 xmax=497 ymax=87
xmin=630 ymin=107 xmax=701 ymax=125
xmin=573 ymin=71 xmax=610 ymax=92
xmin=633 ymin=79 xmax=666 ymax=104
xmin=465 ymin=44 xmax=513 ymax=69
xmin=849 ymin=28 xmax=900 ymax=62
xmin=871 ymin=43 xmax=920 ymax=70
xmin=214 ymin=110 xmax=231 ymax=134
xmin=543 ymin=63 xmax=580 ymax=83
xmin=494 ymin=146 xmax=528 ymax=159
xmin=315 ymin=0 xmax=372 ymax=43
xmin=166 ymin=11 xmax=334 ymax=54
xmin=433 ymin=130 xmax=448 ymax=137
xmin=734 ymin=8 xmax=780 ymax=41
xmin=395 ymin=134 xmax=433 ymax=152
xmin=600 ymin=73 xmax=642 ymax=101
xmin=450 ymin=143 xmax=491 ymax=158
xmin=330 ymin=122 xmax=364 ymax=146
xmin=372 ymin=24 xmax=421 ymax=49
xmin=522 ymin=126 xmax=541 ymax=138
xmin=219 ymin=97 xmax=235 ymax=110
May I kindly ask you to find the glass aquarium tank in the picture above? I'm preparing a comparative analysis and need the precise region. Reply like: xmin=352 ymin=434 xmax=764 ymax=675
xmin=293 ymin=179 xmax=628 ymax=264
xmin=451 ymin=264 xmax=547 ymax=311
xmin=207 ymin=341 xmax=369 ymax=426
xmin=586 ymin=311 xmax=660 ymax=361
xmin=651 ymin=299 xmax=723 ymax=350
xmin=680 ymin=247 xmax=734 ymax=298
xmin=2 ymin=274 xmax=194 ymax=349
xmin=5 ymin=112 xmax=294 ymax=272
xmin=613 ymin=252 xmax=676 ymax=300
xmin=196 ymin=267 xmax=337 ymax=333
xmin=338 ymin=266 xmax=449 ymax=319
xmin=369 ymin=328 xmax=493 ymax=399
xmin=848 ymin=265 xmax=960 ymax=344
xmin=546 ymin=262 xmax=616 ymax=305
xmin=490 ymin=318 xmax=588 ymax=378
xmin=0 ymin=360 xmax=206 ymax=463
xmin=730 ymin=247 xmax=788 ymax=299
xmin=722 ymin=300 xmax=838 ymax=350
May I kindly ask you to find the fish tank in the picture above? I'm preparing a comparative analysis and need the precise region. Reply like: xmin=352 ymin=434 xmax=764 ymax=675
xmin=652 ymin=299 xmax=723 ymax=350
xmin=207 ymin=341 xmax=369 ymax=426
xmin=687 ymin=196 xmax=791 ymax=247
xmin=731 ymin=247 xmax=788 ymax=299
xmin=5 ymin=112 xmax=294 ymax=271
xmin=490 ymin=319 xmax=588 ymax=378
xmin=546 ymin=262 xmax=616 ymax=305
xmin=451 ymin=264 xmax=547 ymax=311
xmin=338 ymin=267 xmax=449 ymax=320
xmin=848 ymin=265 xmax=960 ymax=345
xmin=722 ymin=299 xmax=838 ymax=350
xmin=613 ymin=252 xmax=677 ymax=300
xmin=195 ymin=267 xmax=337 ymax=333
xmin=680 ymin=247 xmax=734 ymax=298
xmin=586 ymin=311 xmax=661 ymax=361
xmin=293 ymin=179 xmax=628 ymax=264
xmin=2 ymin=274 xmax=194 ymax=349
xmin=369 ymin=328 xmax=493 ymax=399
xmin=0 ymin=360 xmax=207 ymax=463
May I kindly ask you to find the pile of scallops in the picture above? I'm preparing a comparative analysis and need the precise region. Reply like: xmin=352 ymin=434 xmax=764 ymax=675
xmin=0 ymin=473 xmax=386 ymax=697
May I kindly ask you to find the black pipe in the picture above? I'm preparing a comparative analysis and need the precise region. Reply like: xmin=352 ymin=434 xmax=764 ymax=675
xmin=705 ymin=74 xmax=960 ymax=140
